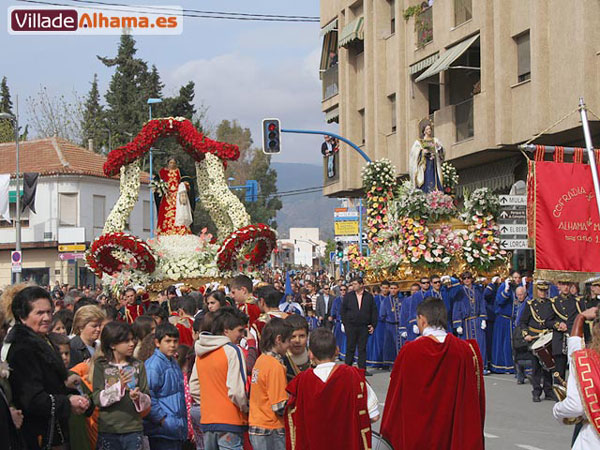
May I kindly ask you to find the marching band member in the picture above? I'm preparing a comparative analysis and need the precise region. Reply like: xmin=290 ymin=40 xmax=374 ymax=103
xmin=518 ymin=280 xmax=554 ymax=402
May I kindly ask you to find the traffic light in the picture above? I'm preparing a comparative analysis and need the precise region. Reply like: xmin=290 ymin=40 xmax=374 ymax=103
xmin=336 ymin=241 xmax=344 ymax=259
xmin=262 ymin=118 xmax=281 ymax=154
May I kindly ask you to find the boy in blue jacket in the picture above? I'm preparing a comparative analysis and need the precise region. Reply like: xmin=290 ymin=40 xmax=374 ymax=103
xmin=144 ymin=322 xmax=188 ymax=450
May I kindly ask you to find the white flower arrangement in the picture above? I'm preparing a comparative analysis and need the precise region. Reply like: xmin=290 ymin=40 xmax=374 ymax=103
xmin=361 ymin=158 xmax=397 ymax=191
xmin=195 ymin=153 xmax=250 ymax=240
xmin=103 ymin=162 xmax=141 ymax=234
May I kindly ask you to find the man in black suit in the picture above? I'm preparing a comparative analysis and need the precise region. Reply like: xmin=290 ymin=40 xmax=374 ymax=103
xmin=316 ymin=285 xmax=334 ymax=330
xmin=341 ymin=277 xmax=378 ymax=375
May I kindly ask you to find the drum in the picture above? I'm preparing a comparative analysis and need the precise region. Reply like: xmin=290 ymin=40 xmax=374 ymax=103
xmin=372 ymin=431 xmax=394 ymax=450
xmin=531 ymin=332 xmax=555 ymax=371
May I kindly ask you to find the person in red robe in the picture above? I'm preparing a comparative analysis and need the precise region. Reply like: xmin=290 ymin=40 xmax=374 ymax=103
xmin=156 ymin=157 xmax=191 ymax=236
xmin=285 ymin=328 xmax=379 ymax=450
xmin=381 ymin=296 xmax=485 ymax=450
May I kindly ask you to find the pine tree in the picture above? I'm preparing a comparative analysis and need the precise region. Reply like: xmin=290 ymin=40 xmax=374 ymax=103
xmin=81 ymin=74 xmax=106 ymax=152
xmin=98 ymin=33 xmax=149 ymax=147
xmin=0 ymin=76 xmax=14 ymax=143
xmin=0 ymin=77 xmax=13 ymax=113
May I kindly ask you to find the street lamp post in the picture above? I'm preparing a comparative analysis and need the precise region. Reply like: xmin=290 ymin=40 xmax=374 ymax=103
xmin=0 ymin=111 xmax=21 ymax=282
xmin=147 ymin=98 xmax=162 ymax=238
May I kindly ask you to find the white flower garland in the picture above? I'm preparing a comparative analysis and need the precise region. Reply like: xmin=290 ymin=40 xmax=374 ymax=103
xmin=103 ymin=162 xmax=141 ymax=234
xmin=195 ymin=153 xmax=250 ymax=240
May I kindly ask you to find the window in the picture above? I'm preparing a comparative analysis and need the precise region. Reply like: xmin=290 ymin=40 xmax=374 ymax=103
xmin=389 ymin=0 xmax=395 ymax=35
xmin=516 ymin=31 xmax=531 ymax=82
xmin=93 ymin=195 xmax=105 ymax=228
xmin=59 ymin=193 xmax=78 ymax=226
xmin=388 ymin=94 xmax=397 ymax=132
xmin=143 ymin=200 xmax=150 ymax=232
xmin=359 ymin=109 xmax=365 ymax=144
xmin=454 ymin=0 xmax=472 ymax=26
xmin=428 ymin=83 xmax=440 ymax=115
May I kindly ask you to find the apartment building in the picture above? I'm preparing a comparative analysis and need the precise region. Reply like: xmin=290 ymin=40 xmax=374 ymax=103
xmin=319 ymin=0 xmax=600 ymax=197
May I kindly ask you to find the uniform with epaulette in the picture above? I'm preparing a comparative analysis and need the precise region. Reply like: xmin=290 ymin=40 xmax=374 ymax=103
xmin=548 ymin=289 xmax=585 ymax=380
xmin=518 ymin=280 xmax=554 ymax=402
xmin=584 ymin=279 xmax=600 ymax=342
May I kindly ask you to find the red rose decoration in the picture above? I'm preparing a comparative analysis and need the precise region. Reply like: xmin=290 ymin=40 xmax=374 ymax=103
xmin=86 ymin=232 xmax=156 ymax=277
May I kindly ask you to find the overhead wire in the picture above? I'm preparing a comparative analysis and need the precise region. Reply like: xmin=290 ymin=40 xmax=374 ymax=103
xmin=16 ymin=0 xmax=320 ymax=22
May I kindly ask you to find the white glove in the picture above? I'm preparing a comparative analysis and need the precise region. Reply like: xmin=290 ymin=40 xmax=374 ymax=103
xmin=401 ymin=332 xmax=408 ymax=338
xmin=481 ymin=320 xmax=487 ymax=330
xmin=441 ymin=275 xmax=451 ymax=284
xmin=504 ymin=282 xmax=510 ymax=293
xmin=522 ymin=278 xmax=528 ymax=286
xmin=412 ymin=324 xmax=420 ymax=335
xmin=457 ymin=326 xmax=463 ymax=335
xmin=341 ymin=324 xmax=345 ymax=334
xmin=491 ymin=276 xmax=500 ymax=284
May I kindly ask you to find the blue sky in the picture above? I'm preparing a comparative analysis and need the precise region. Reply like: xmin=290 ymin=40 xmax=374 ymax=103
xmin=0 ymin=0 xmax=338 ymax=164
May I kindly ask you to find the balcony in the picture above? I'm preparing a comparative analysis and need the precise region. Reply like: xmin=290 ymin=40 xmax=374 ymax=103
xmin=323 ymin=153 xmax=340 ymax=185
xmin=322 ymin=64 xmax=339 ymax=100
xmin=416 ymin=6 xmax=433 ymax=48
xmin=454 ymin=98 xmax=474 ymax=142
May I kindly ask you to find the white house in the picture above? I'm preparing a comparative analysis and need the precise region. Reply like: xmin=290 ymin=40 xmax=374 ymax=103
xmin=275 ymin=227 xmax=327 ymax=269
xmin=0 ymin=137 xmax=151 ymax=287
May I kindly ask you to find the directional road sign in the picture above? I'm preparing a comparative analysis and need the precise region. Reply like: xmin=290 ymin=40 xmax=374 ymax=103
xmin=498 ymin=195 xmax=529 ymax=249
xmin=59 ymin=244 xmax=86 ymax=252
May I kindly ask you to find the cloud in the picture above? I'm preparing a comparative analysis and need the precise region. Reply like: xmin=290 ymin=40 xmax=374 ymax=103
xmin=165 ymin=46 xmax=338 ymax=164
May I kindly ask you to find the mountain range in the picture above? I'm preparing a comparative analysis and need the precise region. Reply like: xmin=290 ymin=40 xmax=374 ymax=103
xmin=272 ymin=162 xmax=339 ymax=240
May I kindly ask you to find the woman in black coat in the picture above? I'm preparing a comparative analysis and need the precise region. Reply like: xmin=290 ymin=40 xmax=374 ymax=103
xmin=5 ymin=286 xmax=90 ymax=450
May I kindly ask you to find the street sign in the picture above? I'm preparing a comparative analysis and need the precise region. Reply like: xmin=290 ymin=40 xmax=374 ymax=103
xmin=334 ymin=221 xmax=359 ymax=236
xmin=500 ymin=239 xmax=529 ymax=250
xmin=498 ymin=195 xmax=529 ymax=249
xmin=498 ymin=224 xmax=528 ymax=235
xmin=499 ymin=195 xmax=527 ymax=206
xmin=59 ymin=252 xmax=85 ymax=261
xmin=336 ymin=235 xmax=359 ymax=243
xmin=59 ymin=244 xmax=86 ymax=252
xmin=11 ymin=250 xmax=21 ymax=273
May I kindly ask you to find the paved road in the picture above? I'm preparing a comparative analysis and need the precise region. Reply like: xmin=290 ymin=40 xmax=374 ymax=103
xmin=368 ymin=370 xmax=572 ymax=450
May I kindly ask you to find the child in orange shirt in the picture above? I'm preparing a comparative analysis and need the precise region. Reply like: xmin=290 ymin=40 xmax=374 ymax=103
xmin=249 ymin=317 xmax=294 ymax=450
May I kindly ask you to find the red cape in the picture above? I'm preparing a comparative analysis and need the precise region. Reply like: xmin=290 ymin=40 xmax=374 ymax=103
xmin=285 ymin=364 xmax=372 ymax=450
xmin=381 ymin=334 xmax=485 ymax=450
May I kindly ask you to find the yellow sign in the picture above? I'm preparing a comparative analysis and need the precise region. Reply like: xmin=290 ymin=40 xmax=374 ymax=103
xmin=58 ymin=244 xmax=86 ymax=252
xmin=335 ymin=221 xmax=359 ymax=236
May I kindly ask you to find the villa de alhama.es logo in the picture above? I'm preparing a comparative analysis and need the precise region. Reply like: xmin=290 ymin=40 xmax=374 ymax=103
xmin=8 ymin=5 xmax=183 ymax=35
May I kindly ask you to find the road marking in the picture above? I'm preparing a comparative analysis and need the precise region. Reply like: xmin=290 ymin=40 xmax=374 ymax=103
xmin=484 ymin=432 xmax=499 ymax=439
xmin=515 ymin=445 xmax=546 ymax=450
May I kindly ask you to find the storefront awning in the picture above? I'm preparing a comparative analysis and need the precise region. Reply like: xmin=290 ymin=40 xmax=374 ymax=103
xmin=320 ymin=19 xmax=338 ymax=36
xmin=415 ymin=34 xmax=479 ymax=82
xmin=338 ymin=17 xmax=364 ymax=48
xmin=456 ymin=157 xmax=519 ymax=198
xmin=409 ymin=53 xmax=439 ymax=75
xmin=325 ymin=107 xmax=339 ymax=123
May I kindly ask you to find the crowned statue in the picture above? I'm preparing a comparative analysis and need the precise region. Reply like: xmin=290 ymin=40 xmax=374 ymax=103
xmin=408 ymin=122 xmax=445 ymax=193
xmin=156 ymin=157 xmax=192 ymax=235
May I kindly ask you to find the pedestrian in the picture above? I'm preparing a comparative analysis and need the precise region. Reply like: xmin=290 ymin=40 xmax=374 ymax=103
xmin=144 ymin=323 xmax=188 ymax=449
xmin=230 ymin=275 xmax=261 ymax=327
xmin=330 ymin=284 xmax=347 ymax=360
xmin=254 ymin=285 xmax=290 ymax=340
xmin=381 ymin=297 xmax=485 ymax=450
xmin=285 ymin=328 xmax=379 ymax=449
xmin=400 ymin=283 xmax=421 ymax=342
xmin=5 ymin=286 xmax=90 ymax=450
xmin=316 ymin=286 xmax=334 ymax=330
xmin=380 ymin=281 xmax=404 ymax=368
xmin=283 ymin=315 xmax=310 ymax=381
xmin=491 ymin=273 xmax=520 ymax=374
xmin=195 ymin=307 xmax=249 ymax=450
xmin=92 ymin=321 xmax=151 ymax=450
xmin=70 ymin=305 xmax=106 ymax=368
xmin=249 ymin=318 xmax=293 ymax=450
xmin=133 ymin=315 xmax=157 ymax=359
xmin=341 ymin=277 xmax=378 ymax=375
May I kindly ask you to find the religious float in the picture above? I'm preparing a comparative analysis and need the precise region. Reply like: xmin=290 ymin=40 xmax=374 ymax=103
xmin=85 ymin=117 xmax=277 ymax=296
xmin=348 ymin=126 xmax=510 ymax=286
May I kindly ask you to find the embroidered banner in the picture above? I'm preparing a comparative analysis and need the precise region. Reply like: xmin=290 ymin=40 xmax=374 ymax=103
xmin=533 ymin=160 xmax=600 ymax=280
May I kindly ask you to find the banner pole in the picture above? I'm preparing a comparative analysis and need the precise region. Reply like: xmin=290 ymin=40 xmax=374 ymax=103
xmin=579 ymin=97 xmax=600 ymax=218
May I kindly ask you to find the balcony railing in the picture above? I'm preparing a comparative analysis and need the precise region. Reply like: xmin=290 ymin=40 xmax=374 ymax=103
xmin=322 ymin=64 xmax=339 ymax=100
xmin=455 ymin=98 xmax=474 ymax=142
xmin=416 ymin=6 xmax=433 ymax=48
xmin=323 ymin=152 xmax=340 ymax=185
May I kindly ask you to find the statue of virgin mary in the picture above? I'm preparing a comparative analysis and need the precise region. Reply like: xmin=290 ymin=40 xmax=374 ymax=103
xmin=408 ymin=122 xmax=444 ymax=193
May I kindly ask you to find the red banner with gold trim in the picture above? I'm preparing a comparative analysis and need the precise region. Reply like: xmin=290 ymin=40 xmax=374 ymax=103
xmin=531 ymin=160 xmax=600 ymax=281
